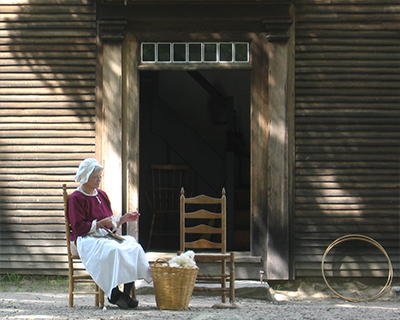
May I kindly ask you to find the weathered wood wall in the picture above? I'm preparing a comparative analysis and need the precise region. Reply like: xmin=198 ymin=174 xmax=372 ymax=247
xmin=1 ymin=0 xmax=399 ymax=280
xmin=294 ymin=0 xmax=400 ymax=278
xmin=0 ymin=0 xmax=96 ymax=275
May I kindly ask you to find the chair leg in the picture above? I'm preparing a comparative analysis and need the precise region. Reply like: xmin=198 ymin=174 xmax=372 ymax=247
xmin=148 ymin=214 xmax=157 ymax=249
xmin=93 ymin=284 xmax=105 ymax=308
xmin=68 ymin=275 xmax=74 ymax=308
xmin=99 ymin=288 xmax=105 ymax=308
xmin=229 ymin=252 xmax=235 ymax=303
xmin=95 ymin=284 xmax=99 ymax=307
xmin=221 ymin=259 xmax=227 ymax=303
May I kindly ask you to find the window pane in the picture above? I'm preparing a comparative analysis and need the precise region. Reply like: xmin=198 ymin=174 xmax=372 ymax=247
xmin=173 ymin=43 xmax=186 ymax=62
xmin=189 ymin=43 xmax=201 ymax=62
xmin=142 ymin=42 xmax=248 ymax=64
xmin=220 ymin=43 xmax=232 ymax=62
xmin=235 ymin=43 xmax=248 ymax=62
xmin=142 ymin=43 xmax=155 ymax=62
xmin=204 ymin=43 xmax=217 ymax=62
xmin=158 ymin=43 xmax=170 ymax=62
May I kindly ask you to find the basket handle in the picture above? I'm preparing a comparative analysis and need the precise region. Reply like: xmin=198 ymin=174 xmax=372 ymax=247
xmin=153 ymin=257 xmax=170 ymax=267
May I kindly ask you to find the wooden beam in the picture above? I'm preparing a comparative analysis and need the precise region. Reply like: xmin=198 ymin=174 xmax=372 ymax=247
xmin=101 ymin=38 xmax=123 ymax=216
xmin=250 ymin=33 xmax=269 ymax=265
xmin=122 ymin=31 xmax=140 ymax=238
xmin=98 ymin=2 xmax=291 ymax=22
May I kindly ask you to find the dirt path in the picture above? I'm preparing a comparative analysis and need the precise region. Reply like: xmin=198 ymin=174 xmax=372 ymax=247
xmin=0 ymin=282 xmax=399 ymax=320
xmin=0 ymin=291 xmax=399 ymax=320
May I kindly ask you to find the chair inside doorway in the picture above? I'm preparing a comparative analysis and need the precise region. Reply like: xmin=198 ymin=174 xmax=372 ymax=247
xmin=180 ymin=187 xmax=235 ymax=304
xmin=146 ymin=164 xmax=191 ymax=250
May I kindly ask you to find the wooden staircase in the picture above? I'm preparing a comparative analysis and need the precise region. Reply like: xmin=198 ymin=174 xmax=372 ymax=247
xmin=152 ymin=96 xmax=226 ymax=195
xmin=152 ymin=98 xmax=251 ymax=252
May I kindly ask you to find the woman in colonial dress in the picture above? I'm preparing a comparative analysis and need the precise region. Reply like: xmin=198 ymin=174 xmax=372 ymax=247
xmin=67 ymin=158 xmax=152 ymax=309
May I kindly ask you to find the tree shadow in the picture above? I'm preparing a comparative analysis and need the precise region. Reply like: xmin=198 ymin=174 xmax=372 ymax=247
xmin=0 ymin=1 xmax=98 ymax=274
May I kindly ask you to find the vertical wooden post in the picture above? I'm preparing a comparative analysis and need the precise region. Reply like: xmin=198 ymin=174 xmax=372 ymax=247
xmin=123 ymin=31 xmax=140 ymax=239
xmin=99 ymin=21 xmax=127 ymax=219
xmin=250 ymin=32 xmax=270 ymax=266
xmin=226 ymin=96 xmax=235 ymax=251
xmin=251 ymin=16 xmax=294 ymax=280
xmin=102 ymin=41 xmax=123 ymax=217
xmin=95 ymin=36 xmax=104 ymax=165
xmin=265 ymin=39 xmax=290 ymax=280
xmin=265 ymin=18 xmax=294 ymax=280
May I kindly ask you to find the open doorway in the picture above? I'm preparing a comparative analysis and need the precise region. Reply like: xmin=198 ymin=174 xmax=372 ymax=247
xmin=138 ymin=69 xmax=251 ymax=252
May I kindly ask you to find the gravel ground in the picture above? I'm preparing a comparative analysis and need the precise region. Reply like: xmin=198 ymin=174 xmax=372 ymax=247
xmin=0 ymin=280 xmax=399 ymax=320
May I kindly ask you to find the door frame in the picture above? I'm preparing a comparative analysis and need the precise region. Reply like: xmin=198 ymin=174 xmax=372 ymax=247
xmin=96 ymin=18 xmax=294 ymax=280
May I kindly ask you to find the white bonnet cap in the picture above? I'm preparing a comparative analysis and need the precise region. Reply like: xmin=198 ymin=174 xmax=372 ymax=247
xmin=75 ymin=158 xmax=103 ymax=185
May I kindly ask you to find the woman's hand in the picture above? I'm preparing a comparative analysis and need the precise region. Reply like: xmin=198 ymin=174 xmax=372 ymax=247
xmin=119 ymin=211 xmax=140 ymax=227
xmin=97 ymin=216 xmax=115 ymax=229
xmin=97 ymin=212 xmax=140 ymax=230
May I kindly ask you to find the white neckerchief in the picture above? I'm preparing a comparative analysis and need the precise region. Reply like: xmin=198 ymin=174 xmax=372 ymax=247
xmin=77 ymin=186 xmax=119 ymax=232
xmin=77 ymin=186 xmax=101 ymax=204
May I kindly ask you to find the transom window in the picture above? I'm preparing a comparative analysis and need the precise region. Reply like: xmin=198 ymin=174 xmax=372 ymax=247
xmin=141 ymin=42 xmax=249 ymax=63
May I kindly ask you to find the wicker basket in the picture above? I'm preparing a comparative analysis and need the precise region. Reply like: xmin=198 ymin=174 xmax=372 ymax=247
xmin=151 ymin=258 xmax=199 ymax=310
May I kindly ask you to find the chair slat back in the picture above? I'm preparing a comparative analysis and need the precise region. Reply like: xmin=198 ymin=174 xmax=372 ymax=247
xmin=147 ymin=164 xmax=191 ymax=212
xmin=180 ymin=187 xmax=226 ymax=254
xmin=63 ymin=184 xmax=70 ymax=241
xmin=62 ymin=184 xmax=76 ymax=258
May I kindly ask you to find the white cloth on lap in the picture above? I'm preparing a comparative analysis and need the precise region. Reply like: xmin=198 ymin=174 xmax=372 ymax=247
xmin=77 ymin=229 xmax=152 ymax=298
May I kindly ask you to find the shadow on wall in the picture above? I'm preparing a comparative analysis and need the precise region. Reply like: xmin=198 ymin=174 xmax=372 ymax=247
xmin=0 ymin=1 xmax=97 ymax=275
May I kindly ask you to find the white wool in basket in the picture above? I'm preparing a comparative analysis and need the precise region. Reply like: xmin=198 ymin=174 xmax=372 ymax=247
xmin=169 ymin=250 xmax=197 ymax=268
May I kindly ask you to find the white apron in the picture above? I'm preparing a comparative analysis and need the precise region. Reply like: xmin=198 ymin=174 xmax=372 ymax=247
xmin=77 ymin=229 xmax=152 ymax=298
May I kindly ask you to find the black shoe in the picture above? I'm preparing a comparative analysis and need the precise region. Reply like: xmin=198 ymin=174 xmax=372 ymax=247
xmin=116 ymin=293 xmax=138 ymax=309
xmin=108 ymin=287 xmax=122 ymax=305
xmin=126 ymin=295 xmax=139 ymax=309
xmin=115 ymin=294 xmax=129 ymax=309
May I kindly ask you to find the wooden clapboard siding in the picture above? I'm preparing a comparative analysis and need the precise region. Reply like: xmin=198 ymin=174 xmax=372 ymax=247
xmin=294 ymin=0 xmax=400 ymax=278
xmin=0 ymin=0 xmax=96 ymax=275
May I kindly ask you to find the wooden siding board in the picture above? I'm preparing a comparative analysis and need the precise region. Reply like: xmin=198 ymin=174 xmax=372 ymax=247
xmin=298 ymin=0 xmax=400 ymax=5
xmin=295 ymin=182 xmax=400 ymax=189
xmin=0 ymin=211 xmax=70 ymax=218
xmin=0 ymin=1 xmax=96 ymax=275
xmin=294 ymin=1 xmax=400 ymax=278
xmin=0 ymin=5 xmax=95 ymax=14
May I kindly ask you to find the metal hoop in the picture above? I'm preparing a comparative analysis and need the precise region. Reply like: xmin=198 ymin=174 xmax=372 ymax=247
xmin=321 ymin=234 xmax=393 ymax=302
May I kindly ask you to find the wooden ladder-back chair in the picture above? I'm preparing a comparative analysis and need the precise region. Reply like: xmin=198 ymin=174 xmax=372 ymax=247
xmin=146 ymin=164 xmax=191 ymax=249
xmin=62 ymin=184 xmax=104 ymax=308
xmin=180 ymin=187 xmax=235 ymax=304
